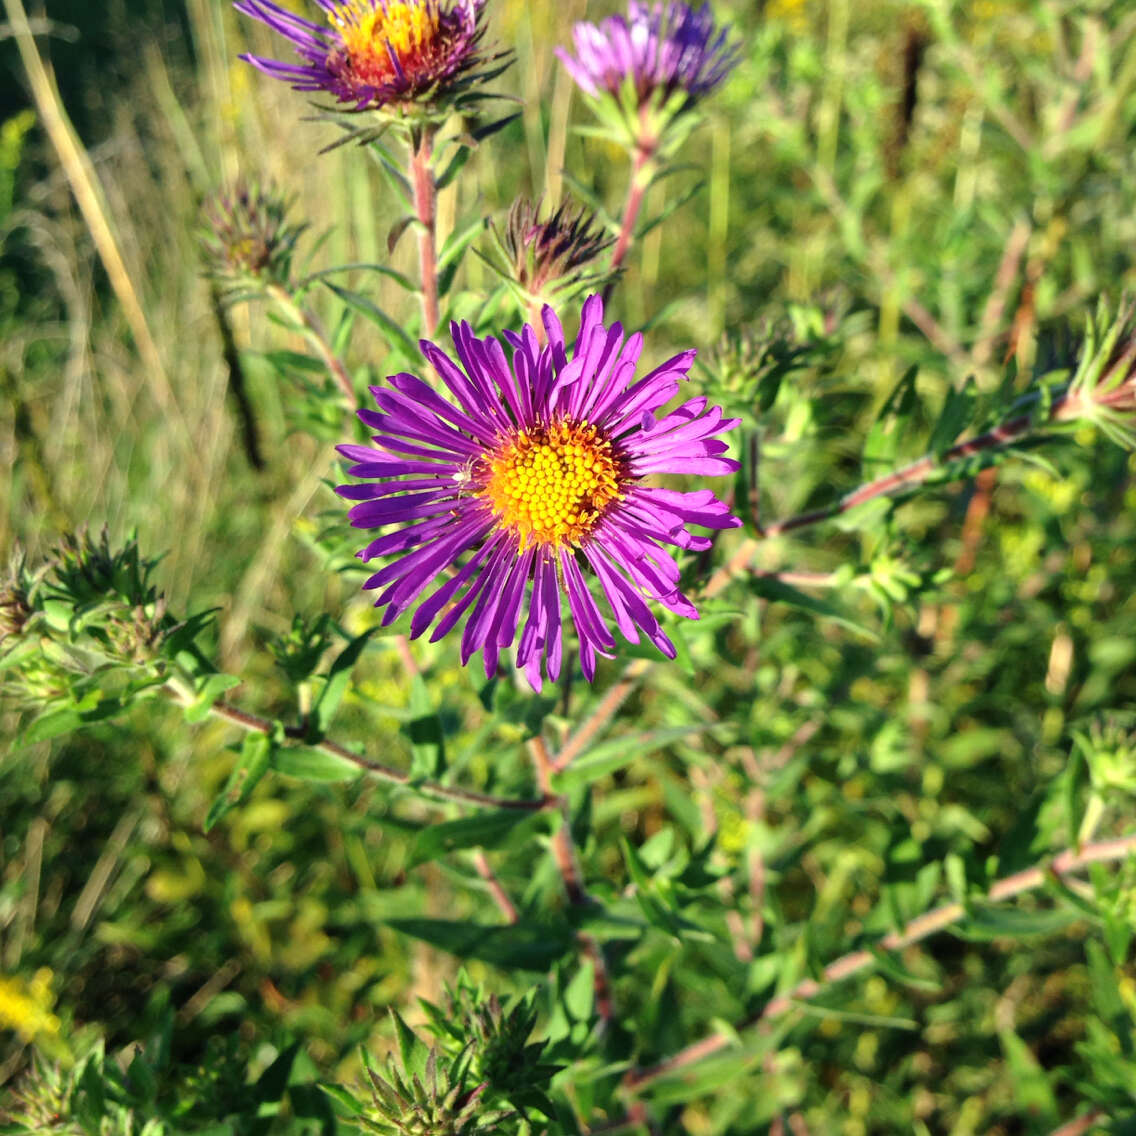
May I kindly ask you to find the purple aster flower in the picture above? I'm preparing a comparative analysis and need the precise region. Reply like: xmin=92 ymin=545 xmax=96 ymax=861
xmin=234 ymin=0 xmax=488 ymax=111
xmin=557 ymin=1 xmax=740 ymax=108
xmin=336 ymin=295 xmax=741 ymax=690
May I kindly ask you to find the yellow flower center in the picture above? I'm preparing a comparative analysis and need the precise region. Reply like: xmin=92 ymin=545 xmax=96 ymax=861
xmin=329 ymin=0 xmax=441 ymax=88
xmin=481 ymin=420 xmax=625 ymax=547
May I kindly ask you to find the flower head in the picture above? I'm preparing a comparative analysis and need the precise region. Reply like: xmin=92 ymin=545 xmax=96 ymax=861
xmin=200 ymin=180 xmax=304 ymax=296
xmin=337 ymin=295 xmax=740 ymax=690
xmin=235 ymin=0 xmax=491 ymax=114
xmin=488 ymin=196 xmax=614 ymax=310
xmin=557 ymin=1 xmax=740 ymax=153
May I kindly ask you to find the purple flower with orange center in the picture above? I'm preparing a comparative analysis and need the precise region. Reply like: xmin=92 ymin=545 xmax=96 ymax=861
xmin=337 ymin=295 xmax=741 ymax=689
xmin=234 ymin=0 xmax=489 ymax=112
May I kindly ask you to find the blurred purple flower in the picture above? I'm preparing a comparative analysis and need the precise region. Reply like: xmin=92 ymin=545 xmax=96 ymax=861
xmin=556 ymin=1 xmax=740 ymax=107
xmin=234 ymin=0 xmax=487 ymax=111
xmin=337 ymin=295 xmax=741 ymax=689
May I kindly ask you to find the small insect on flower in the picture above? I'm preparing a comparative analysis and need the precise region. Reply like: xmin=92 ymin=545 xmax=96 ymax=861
xmin=234 ymin=0 xmax=490 ymax=113
xmin=337 ymin=295 xmax=741 ymax=690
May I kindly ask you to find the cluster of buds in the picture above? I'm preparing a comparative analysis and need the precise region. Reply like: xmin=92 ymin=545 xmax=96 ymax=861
xmin=359 ymin=1012 xmax=511 ymax=1136
xmin=44 ymin=529 xmax=173 ymax=667
xmin=485 ymin=196 xmax=613 ymax=314
xmin=1056 ymin=300 xmax=1136 ymax=448
xmin=1075 ymin=719 xmax=1136 ymax=799
xmin=0 ymin=531 xmax=185 ymax=724
xmin=200 ymin=180 xmax=305 ymax=299
xmin=0 ymin=565 xmax=32 ymax=646
xmin=557 ymin=1 xmax=740 ymax=162
xmin=421 ymin=983 xmax=557 ymax=1111
xmin=0 ymin=1050 xmax=73 ymax=1134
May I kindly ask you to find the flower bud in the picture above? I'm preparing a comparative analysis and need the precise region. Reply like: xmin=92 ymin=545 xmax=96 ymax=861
xmin=489 ymin=196 xmax=613 ymax=310
xmin=200 ymin=180 xmax=305 ymax=297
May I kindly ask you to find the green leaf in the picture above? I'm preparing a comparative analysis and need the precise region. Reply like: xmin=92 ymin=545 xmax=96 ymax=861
xmin=436 ymin=219 xmax=486 ymax=277
xmin=748 ymin=575 xmax=880 ymax=642
xmin=408 ymin=809 xmax=553 ymax=867
xmin=317 ymin=1083 xmax=365 ymax=1117
xmin=386 ymin=918 xmax=573 ymax=970
xmin=183 ymin=673 xmax=241 ymax=724
xmin=551 ymin=725 xmax=715 ymax=792
xmin=866 ymin=944 xmax=941 ymax=992
xmin=435 ymin=144 xmax=473 ymax=191
xmin=862 ymin=364 xmax=920 ymax=471
xmin=929 ymin=377 xmax=978 ymax=456
xmin=272 ymin=746 xmax=361 ymax=783
xmin=998 ymin=1029 xmax=1059 ymax=1121
xmin=254 ymin=1042 xmax=299 ymax=1105
xmin=205 ymin=733 xmax=273 ymax=833
xmin=405 ymin=675 xmax=445 ymax=779
xmin=322 ymin=281 xmax=417 ymax=357
xmin=19 ymin=705 xmax=87 ymax=745
xmin=952 ymin=903 xmax=1081 ymax=941
xmin=310 ymin=628 xmax=375 ymax=739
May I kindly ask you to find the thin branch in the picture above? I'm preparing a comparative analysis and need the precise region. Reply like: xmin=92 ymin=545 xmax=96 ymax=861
xmin=164 ymin=682 xmax=545 ymax=812
xmin=529 ymin=734 xmax=615 ymax=1025
xmin=265 ymin=283 xmax=356 ymax=406
xmin=472 ymin=851 xmax=519 ymax=924
xmin=1045 ymin=1110 xmax=1106 ymax=1136
xmin=553 ymin=659 xmax=652 ymax=770
xmin=624 ymin=833 xmax=1136 ymax=1090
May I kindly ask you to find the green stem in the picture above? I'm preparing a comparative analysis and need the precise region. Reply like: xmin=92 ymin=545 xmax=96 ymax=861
xmin=265 ymin=284 xmax=356 ymax=406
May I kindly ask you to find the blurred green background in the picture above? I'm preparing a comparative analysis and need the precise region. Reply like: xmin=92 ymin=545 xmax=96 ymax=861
xmin=3 ymin=0 xmax=1136 ymax=1132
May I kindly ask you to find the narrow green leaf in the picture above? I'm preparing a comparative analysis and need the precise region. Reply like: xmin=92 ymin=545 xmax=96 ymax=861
xmin=311 ymin=628 xmax=375 ymax=738
xmin=551 ymin=725 xmax=714 ymax=792
xmin=408 ymin=809 xmax=552 ymax=867
xmin=405 ymin=675 xmax=445 ymax=778
xmin=272 ymin=746 xmax=361 ymax=783
xmin=386 ymin=918 xmax=573 ymax=970
xmin=929 ymin=377 xmax=977 ymax=456
xmin=19 ymin=705 xmax=87 ymax=745
xmin=323 ymin=282 xmax=417 ymax=357
xmin=998 ymin=1029 xmax=1059 ymax=1120
xmin=204 ymin=733 xmax=273 ymax=833
xmin=749 ymin=575 xmax=880 ymax=641
xmin=317 ymin=1083 xmax=365 ymax=1116
xmin=952 ymin=903 xmax=1081 ymax=941
xmin=184 ymin=673 xmax=241 ymax=724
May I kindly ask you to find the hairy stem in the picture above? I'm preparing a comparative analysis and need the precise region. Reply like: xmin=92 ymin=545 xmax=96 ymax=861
xmin=410 ymin=129 xmax=440 ymax=335
xmin=165 ymin=680 xmax=545 ymax=812
xmin=602 ymin=145 xmax=653 ymax=304
xmin=265 ymin=283 xmax=356 ymax=406
xmin=624 ymin=833 xmax=1136 ymax=1090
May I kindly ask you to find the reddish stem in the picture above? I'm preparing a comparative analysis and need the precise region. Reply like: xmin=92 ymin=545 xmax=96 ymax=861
xmin=410 ymin=130 xmax=440 ymax=334
xmin=603 ymin=144 xmax=653 ymax=305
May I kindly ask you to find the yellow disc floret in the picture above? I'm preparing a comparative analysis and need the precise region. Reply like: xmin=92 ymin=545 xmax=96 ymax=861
xmin=481 ymin=419 xmax=625 ymax=547
xmin=329 ymin=0 xmax=442 ymax=88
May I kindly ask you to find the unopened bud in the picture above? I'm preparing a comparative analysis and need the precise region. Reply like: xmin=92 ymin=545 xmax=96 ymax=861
xmin=490 ymin=196 xmax=613 ymax=309
xmin=200 ymin=180 xmax=305 ymax=297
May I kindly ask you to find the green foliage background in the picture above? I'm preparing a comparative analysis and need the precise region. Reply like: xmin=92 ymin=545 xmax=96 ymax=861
xmin=2 ymin=0 xmax=1136 ymax=1132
